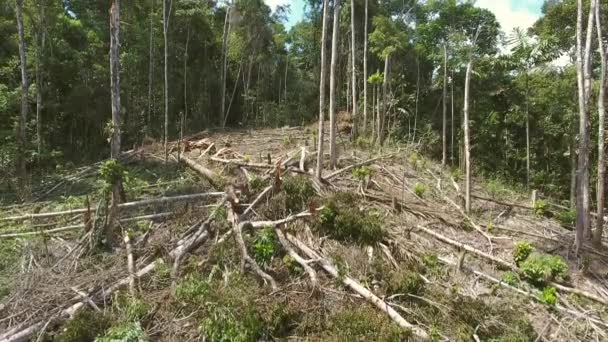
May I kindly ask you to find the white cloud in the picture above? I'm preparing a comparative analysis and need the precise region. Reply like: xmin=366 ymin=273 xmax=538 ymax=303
xmin=475 ymin=0 xmax=539 ymax=35
xmin=264 ymin=0 xmax=290 ymax=11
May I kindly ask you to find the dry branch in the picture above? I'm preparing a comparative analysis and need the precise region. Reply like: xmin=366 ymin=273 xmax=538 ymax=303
xmin=285 ymin=232 xmax=429 ymax=340
xmin=234 ymin=221 xmax=278 ymax=290
xmin=274 ymin=228 xmax=318 ymax=287
xmin=323 ymin=153 xmax=395 ymax=181
xmin=180 ymin=155 xmax=224 ymax=188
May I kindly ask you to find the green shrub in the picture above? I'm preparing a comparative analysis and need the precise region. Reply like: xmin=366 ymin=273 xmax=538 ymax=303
xmin=501 ymin=272 xmax=519 ymax=286
xmin=533 ymin=199 xmax=547 ymax=217
xmin=316 ymin=193 xmax=386 ymax=245
xmin=355 ymin=136 xmax=372 ymax=149
xmin=252 ymin=227 xmax=278 ymax=265
xmin=326 ymin=306 xmax=410 ymax=340
xmin=113 ymin=294 xmax=151 ymax=322
xmin=95 ymin=322 xmax=148 ymax=342
xmin=408 ymin=152 xmax=419 ymax=169
xmin=513 ymin=241 xmax=534 ymax=266
xmin=99 ymin=160 xmax=129 ymax=191
xmin=387 ymin=270 xmax=425 ymax=296
xmin=57 ymin=309 xmax=110 ymax=342
xmin=539 ymin=286 xmax=557 ymax=306
xmin=248 ymin=175 xmax=268 ymax=193
xmin=199 ymin=303 xmax=263 ymax=342
xmin=282 ymin=255 xmax=302 ymax=274
xmin=413 ymin=182 xmax=426 ymax=197
xmin=351 ymin=166 xmax=371 ymax=181
xmin=520 ymin=253 xmax=569 ymax=285
xmin=281 ymin=176 xmax=316 ymax=213
xmin=282 ymin=136 xmax=291 ymax=146
xmin=556 ymin=208 xmax=576 ymax=227
xmin=175 ymin=274 xmax=210 ymax=304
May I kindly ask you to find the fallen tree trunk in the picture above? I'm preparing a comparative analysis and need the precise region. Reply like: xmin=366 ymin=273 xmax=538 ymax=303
xmin=285 ymin=232 xmax=429 ymax=340
xmin=180 ymin=155 xmax=224 ymax=188
xmin=416 ymin=225 xmax=608 ymax=305
xmin=323 ymin=153 xmax=395 ymax=181
xmin=1 ymin=192 xmax=224 ymax=223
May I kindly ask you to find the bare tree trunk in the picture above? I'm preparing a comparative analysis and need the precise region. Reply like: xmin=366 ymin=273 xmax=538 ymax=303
xmin=109 ymin=0 xmax=122 ymax=245
xmin=350 ymin=0 xmax=357 ymax=137
xmin=15 ymin=0 xmax=28 ymax=182
xmin=379 ymin=54 xmax=389 ymax=145
xmin=184 ymin=25 xmax=190 ymax=132
xmin=315 ymin=0 xmax=330 ymax=180
xmin=163 ymin=0 xmax=173 ymax=162
xmin=570 ymin=139 xmax=577 ymax=208
xmin=451 ymin=69 xmax=455 ymax=165
xmin=284 ymin=56 xmax=288 ymax=103
xmin=329 ymin=0 xmax=341 ymax=168
xmin=362 ymin=0 xmax=368 ymax=134
xmin=464 ymin=59 xmax=473 ymax=214
xmin=220 ymin=5 xmax=231 ymax=128
xmin=595 ymin=2 xmax=606 ymax=247
xmin=371 ymin=85 xmax=376 ymax=140
xmin=525 ymin=71 xmax=530 ymax=188
xmin=582 ymin=0 xmax=596 ymax=240
xmin=442 ymin=43 xmax=448 ymax=167
xmin=575 ymin=0 xmax=590 ymax=253
xmin=147 ymin=0 xmax=155 ymax=134
xmin=35 ymin=2 xmax=45 ymax=156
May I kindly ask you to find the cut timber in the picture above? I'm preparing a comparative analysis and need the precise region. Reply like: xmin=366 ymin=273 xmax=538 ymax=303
xmin=211 ymin=156 xmax=275 ymax=169
xmin=416 ymin=225 xmax=608 ymax=305
xmin=250 ymin=210 xmax=315 ymax=228
xmin=180 ymin=155 xmax=223 ymax=188
xmin=471 ymin=194 xmax=533 ymax=210
xmin=274 ymin=228 xmax=318 ymax=287
xmin=1 ymin=192 xmax=224 ymax=223
xmin=323 ymin=154 xmax=395 ymax=181
xmin=286 ymin=232 xmax=429 ymax=340
xmin=234 ymin=221 xmax=278 ymax=290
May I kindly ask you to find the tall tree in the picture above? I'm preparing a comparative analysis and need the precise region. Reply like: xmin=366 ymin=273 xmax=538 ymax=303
xmin=35 ymin=0 xmax=46 ymax=155
xmin=329 ymin=0 xmax=341 ymax=168
xmin=362 ymin=0 xmax=368 ymax=134
xmin=220 ymin=4 xmax=231 ymax=128
xmin=316 ymin=0 xmax=330 ymax=180
xmin=442 ymin=43 xmax=448 ymax=167
xmin=350 ymin=0 xmax=357 ymax=137
xmin=595 ymin=1 xmax=606 ymax=247
xmin=582 ymin=0 xmax=596 ymax=240
xmin=163 ymin=0 xmax=173 ymax=162
xmin=147 ymin=0 xmax=155 ymax=133
xmin=15 ymin=0 xmax=28 ymax=182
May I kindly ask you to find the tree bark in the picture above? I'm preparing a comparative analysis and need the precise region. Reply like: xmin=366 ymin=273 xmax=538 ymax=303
xmin=316 ymin=0 xmax=331 ymax=180
xmin=525 ymin=71 xmax=530 ymax=188
xmin=350 ymin=0 xmax=357 ymax=137
xmin=595 ymin=1 xmax=606 ymax=247
xmin=184 ymin=25 xmax=190 ymax=131
xmin=379 ymin=54 xmax=389 ymax=145
xmin=15 ymin=0 xmax=28 ymax=182
xmin=147 ymin=0 xmax=154 ymax=134
xmin=220 ymin=4 xmax=231 ymax=128
xmin=412 ymin=56 xmax=419 ymax=143
xmin=442 ymin=43 xmax=448 ymax=167
xmin=163 ymin=0 xmax=172 ymax=162
xmin=35 ymin=2 xmax=45 ymax=155
xmin=329 ymin=0 xmax=341 ymax=168
xmin=464 ymin=59 xmax=473 ymax=214
xmin=575 ymin=0 xmax=590 ymax=253
xmin=582 ymin=0 xmax=596 ymax=239
xmin=451 ymin=69 xmax=455 ymax=165
xmin=362 ymin=0 xmax=368 ymax=134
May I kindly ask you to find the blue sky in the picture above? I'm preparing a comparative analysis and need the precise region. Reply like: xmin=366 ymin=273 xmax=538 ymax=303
xmin=265 ymin=0 xmax=546 ymax=33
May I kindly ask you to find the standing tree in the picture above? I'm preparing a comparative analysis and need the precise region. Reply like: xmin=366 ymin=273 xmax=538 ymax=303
xmin=147 ymin=0 xmax=155 ymax=133
xmin=34 ymin=0 xmax=46 ymax=155
xmin=316 ymin=0 xmax=330 ymax=180
xmin=163 ymin=0 xmax=173 ymax=162
xmin=220 ymin=3 xmax=231 ymax=127
xmin=15 ymin=0 xmax=28 ymax=183
xmin=442 ymin=43 xmax=448 ymax=167
xmin=594 ymin=1 xmax=606 ymax=247
xmin=329 ymin=0 xmax=341 ymax=168
xmin=362 ymin=0 xmax=368 ymax=134
xmin=350 ymin=0 xmax=357 ymax=137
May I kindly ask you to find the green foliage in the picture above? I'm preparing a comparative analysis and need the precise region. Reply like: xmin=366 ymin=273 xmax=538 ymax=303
xmin=56 ymin=309 xmax=110 ymax=342
xmin=355 ymin=136 xmax=372 ymax=149
xmin=408 ymin=152 xmax=419 ymax=168
xmin=387 ymin=270 xmax=425 ymax=296
xmin=533 ymin=199 xmax=547 ymax=217
xmin=413 ymin=182 xmax=426 ymax=197
xmin=539 ymin=286 xmax=557 ymax=306
xmin=557 ymin=208 xmax=576 ymax=227
xmin=113 ymin=294 xmax=151 ymax=322
xmin=252 ymin=226 xmax=278 ymax=265
xmin=513 ymin=241 xmax=534 ymax=266
xmin=316 ymin=193 xmax=386 ymax=245
xmin=282 ymin=135 xmax=290 ymax=147
xmin=520 ymin=253 xmax=569 ymax=285
xmin=199 ymin=303 xmax=263 ymax=342
xmin=248 ymin=175 xmax=268 ymax=193
xmin=281 ymin=176 xmax=316 ymax=213
xmin=325 ymin=306 xmax=410 ymax=340
xmin=282 ymin=255 xmax=302 ymax=274
xmin=501 ymin=272 xmax=519 ymax=286
xmin=351 ymin=166 xmax=371 ymax=181
xmin=175 ymin=274 xmax=211 ymax=304
xmin=95 ymin=322 xmax=148 ymax=342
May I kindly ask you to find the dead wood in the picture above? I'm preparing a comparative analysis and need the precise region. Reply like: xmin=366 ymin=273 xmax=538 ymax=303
xmin=274 ymin=227 xmax=318 ymax=287
xmin=323 ymin=153 xmax=396 ymax=181
xmin=285 ymin=232 xmax=429 ymax=340
xmin=233 ymin=221 xmax=278 ymax=290
xmin=180 ymin=155 xmax=224 ymax=188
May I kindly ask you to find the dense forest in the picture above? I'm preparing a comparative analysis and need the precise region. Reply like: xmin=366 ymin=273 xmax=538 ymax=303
xmin=2 ymin=0 xmax=608 ymax=340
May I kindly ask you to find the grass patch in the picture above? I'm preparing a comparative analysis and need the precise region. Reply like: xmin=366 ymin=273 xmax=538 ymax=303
xmin=324 ymin=306 xmax=411 ymax=340
xmin=513 ymin=241 xmax=534 ymax=266
xmin=520 ymin=253 xmax=569 ymax=286
xmin=56 ymin=309 xmax=110 ymax=342
xmin=95 ymin=322 xmax=148 ymax=342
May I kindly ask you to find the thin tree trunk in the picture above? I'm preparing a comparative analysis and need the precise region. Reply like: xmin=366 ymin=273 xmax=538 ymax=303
xmin=464 ymin=59 xmax=473 ymax=214
xmin=15 ymin=0 xmax=28 ymax=182
xmin=35 ymin=2 xmax=45 ymax=156
xmin=329 ymin=0 xmax=341 ymax=168
xmin=350 ymin=0 xmax=357 ymax=137
xmin=575 ymin=0 xmax=590 ymax=254
xmin=570 ymin=139 xmax=577 ymax=208
xmin=582 ymin=0 xmax=596 ymax=239
xmin=316 ymin=0 xmax=330 ymax=180
xmin=379 ymin=55 xmax=389 ymax=145
xmin=221 ymin=5 xmax=231 ymax=128
xmin=224 ymin=60 xmax=243 ymax=127
xmin=147 ymin=0 xmax=155 ymax=134
xmin=284 ymin=56 xmax=288 ymax=103
xmin=525 ymin=71 xmax=530 ymax=188
xmin=595 ymin=1 xmax=606 ymax=247
xmin=109 ymin=0 xmax=122 ymax=245
xmin=412 ymin=56 xmax=419 ymax=143
xmin=362 ymin=0 xmax=368 ymax=134
xmin=442 ymin=43 xmax=448 ymax=167
xmin=184 ymin=25 xmax=190 ymax=133
xmin=371 ymin=85 xmax=376 ymax=140
xmin=163 ymin=0 xmax=172 ymax=162
xmin=451 ymin=69 xmax=455 ymax=165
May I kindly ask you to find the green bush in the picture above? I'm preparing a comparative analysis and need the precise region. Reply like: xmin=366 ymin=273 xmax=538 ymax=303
xmin=56 ymin=309 xmax=110 ymax=342
xmin=175 ymin=274 xmax=210 ymax=304
xmin=316 ymin=193 xmax=386 ymax=245
xmin=556 ymin=208 xmax=576 ymax=227
xmin=95 ymin=322 xmax=148 ymax=342
xmin=113 ymin=294 xmax=151 ymax=322
xmin=533 ymin=199 xmax=547 ymax=217
xmin=408 ymin=152 xmax=419 ymax=169
xmin=513 ymin=241 xmax=534 ymax=266
xmin=199 ymin=303 xmax=263 ymax=342
xmin=520 ymin=253 xmax=569 ymax=285
xmin=413 ymin=182 xmax=426 ymax=197
xmin=351 ymin=166 xmax=371 ymax=181
xmin=248 ymin=175 xmax=268 ymax=194
xmin=326 ymin=306 xmax=410 ymax=340
xmin=501 ymin=272 xmax=519 ymax=286
xmin=355 ymin=136 xmax=372 ymax=149
xmin=539 ymin=286 xmax=557 ymax=306
xmin=386 ymin=270 xmax=425 ymax=296
xmin=252 ymin=227 xmax=278 ymax=265
xmin=281 ymin=176 xmax=316 ymax=213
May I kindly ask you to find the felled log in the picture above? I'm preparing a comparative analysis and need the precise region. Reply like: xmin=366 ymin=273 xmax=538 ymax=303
xmin=180 ymin=155 xmax=224 ymax=188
